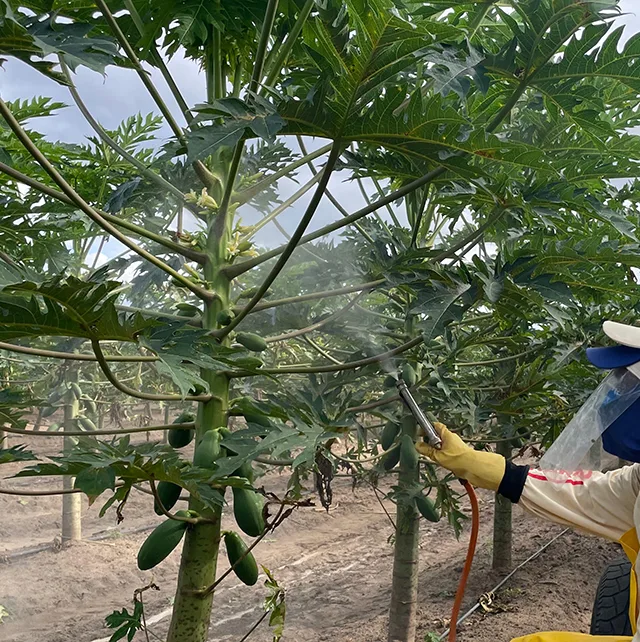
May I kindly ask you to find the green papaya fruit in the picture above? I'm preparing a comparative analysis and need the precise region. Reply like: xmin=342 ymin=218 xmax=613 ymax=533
xmin=224 ymin=531 xmax=258 ymax=586
xmin=176 ymin=303 xmax=201 ymax=317
xmin=217 ymin=309 xmax=234 ymax=326
xmin=47 ymin=389 xmax=63 ymax=405
xmin=193 ymin=429 xmax=221 ymax=469
xmin=46 ymin=422 xmax=60 ymax=432
xmin=415 ymin=494 xmax=440 ymax=523
xmin=233 ymin=461 xmax=255 ymax=483
xmin=78 ymin=416 xmax=97 ymax=431
xmin=69 ymin=382 xmax=82 ymax=399
xmin=168 ymin=428 xmax=194 ymax=448
xmin=232 ymin=487 xmax=265 ymax=537
xmin=244 ymin=413 xmax=271 ymax=427
xmin=382 ymin=445 xmax=400 ymax=471
xmin=137 ymin=514 xmax=189 ymax=570
xmin=174 ymin=411 xmax=196 ymax=424
xmin=83 ymin=399 xmax=97 ymax=415
xmin=237 ymin=286 xmax=260 ymax=299
xmin=236 ymin=332 xmax=268 ymax=352
xmin=380 ymin=421 xmax=400 ymax=451
xmin=154 ymin=482 xmax=182 ymax=515
xmin=218 ymin=427 xmax=232 ymax=438
xmin=231 ymin=395 xmax=253 ymax=407
xmin=401 ymin=363 xmax=417 ymax=386
xmin=400 ymin=435 xmax=419 ymax=470
xmin=42 ymin=405 xmax=57 ymax=418
xmin=169 ymin=412 xmax=195 ymax=448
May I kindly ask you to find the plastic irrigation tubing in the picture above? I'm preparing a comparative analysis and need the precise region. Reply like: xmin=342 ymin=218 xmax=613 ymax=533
xmin=439 ymin=526 xmax=570 ymax=640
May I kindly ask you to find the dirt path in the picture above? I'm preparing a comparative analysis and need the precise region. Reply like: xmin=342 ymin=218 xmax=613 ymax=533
xmin=0 ymin=438 xmax=623 ymax=642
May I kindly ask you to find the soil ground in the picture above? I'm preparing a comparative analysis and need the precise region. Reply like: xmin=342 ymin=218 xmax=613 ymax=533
xmin=0 ymin=429 xmax=624 ymax=642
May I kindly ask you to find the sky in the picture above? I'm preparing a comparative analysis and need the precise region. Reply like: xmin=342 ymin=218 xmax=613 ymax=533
xmin=1 ymin=1 xmax=639 ymax=262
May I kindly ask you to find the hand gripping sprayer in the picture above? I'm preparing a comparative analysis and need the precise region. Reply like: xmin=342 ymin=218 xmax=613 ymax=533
xmin=395 ymin=375 xmax=478 ymax=642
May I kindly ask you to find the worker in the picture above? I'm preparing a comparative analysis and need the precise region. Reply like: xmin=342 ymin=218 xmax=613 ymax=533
xmin=416 ymin=320 xmax=640 ymax=642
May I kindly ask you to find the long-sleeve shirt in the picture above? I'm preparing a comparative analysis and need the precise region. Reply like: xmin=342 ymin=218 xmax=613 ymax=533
xmin=501 ymin=462 xmax=640 ymax=639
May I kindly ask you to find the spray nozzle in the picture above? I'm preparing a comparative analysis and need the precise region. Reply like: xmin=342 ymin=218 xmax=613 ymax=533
xmin=396 ymin=379 xmax=442 ymax=449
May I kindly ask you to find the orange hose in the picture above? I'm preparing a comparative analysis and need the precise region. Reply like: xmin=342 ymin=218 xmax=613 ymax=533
xmin=448 ymin=480 xmax=480 ymax=642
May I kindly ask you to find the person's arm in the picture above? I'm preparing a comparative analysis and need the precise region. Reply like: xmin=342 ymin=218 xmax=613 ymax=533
xmin=417 ymin=424 xmax=639 ymax=541
xmin=507 ymin=464 xmax=640 ymax=540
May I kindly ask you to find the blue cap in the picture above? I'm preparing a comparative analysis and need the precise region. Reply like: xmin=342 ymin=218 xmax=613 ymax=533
xmin=586 ymin=345 xmax=640 ymax=369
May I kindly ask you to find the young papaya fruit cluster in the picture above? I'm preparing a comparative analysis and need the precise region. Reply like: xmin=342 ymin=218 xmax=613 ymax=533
xmin=139 ymin=414 xmax=266 ymax=588
xmin=41 ymin=381 xmax=100 ymax=433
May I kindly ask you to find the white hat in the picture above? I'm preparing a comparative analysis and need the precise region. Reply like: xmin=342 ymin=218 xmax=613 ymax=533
xmin=603 ymin=320 xmax=640 ymax=349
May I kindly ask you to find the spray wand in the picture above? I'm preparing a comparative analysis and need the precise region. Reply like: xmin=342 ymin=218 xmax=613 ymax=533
xmin=396 ymin=379 xmax=442 ymax=449
xmin=395 ymin=376 xmax=479 ymax=642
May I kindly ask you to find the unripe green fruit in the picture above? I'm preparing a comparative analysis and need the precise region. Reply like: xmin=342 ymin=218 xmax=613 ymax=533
xmin=217 ymin=309 xmax=234 ymax=326
xmin=236 ymin=332 xmax=268 ymax=352
xmin=224 ymin=531 xmax=258 ymax=585
xmin=137 ymin=514 xmax=189 ymax=570
xmin=415 ymin=494 xmax=439 ymax=522
xmin=380 ymin=421 xmax=400 ymax=450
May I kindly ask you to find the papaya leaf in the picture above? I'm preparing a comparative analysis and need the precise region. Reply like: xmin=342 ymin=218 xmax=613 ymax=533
xmin=531 ymin=24 xmax=640 ymax=96
xmin=104 ymin=601 xmax=143 ymax=642
xmin=0 ymin=443 xmax=37 ymax=464
xmin=104 ymin=178 xmax=142 ymax=213
xmin=139 ymin=323 xmax=267 ymax=395
xmin=0 ymin=275 xmax=151 ymax=341
xmin=25 ymin=16 xmax=123 ymax=75
xmin=0 ymin=388 xmax=33 ymax=430
xmin=413 ymin=282 xmax=473 ymax=341
xmin=15 ymin=437 xmax=226 ymax=511
xmin=0 ymin=147 xmax=11 ymax=165
xmin=183 ymin=121 xmax=246 ymax=162
xmin=262 ymin=566 xmax=286 ymax=642
xmin=73 ymin=466 xmax=116 ymax=504
xmin=0 ymin=9 xmax=66 ymax=83
xmin=185 ymin=97 xmax=285 ymax=162
xmin=422 ymin=43 xmax=488 ymax=99
xmin=0 ymin=5 xmax=122 ymax=81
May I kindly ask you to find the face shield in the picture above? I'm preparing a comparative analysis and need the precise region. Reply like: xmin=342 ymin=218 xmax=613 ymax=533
xmin=540 ymin=344 xmax=640 ymax=479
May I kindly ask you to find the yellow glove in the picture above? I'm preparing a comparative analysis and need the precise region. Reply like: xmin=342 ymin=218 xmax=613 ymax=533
xmin=415 ymin=423 xmax=506 ymax=491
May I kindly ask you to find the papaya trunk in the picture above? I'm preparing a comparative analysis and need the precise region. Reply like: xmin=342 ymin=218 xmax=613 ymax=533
xmin=145 ymin=401 xmax=152 ymax=440
xmin=62 ymin=367 xmax=81 ymax=542
xmin=492 ymin=439 xmax=512 ymax=572
xmin=163 ymin=402 xmax=170 ymax=443
xmin=165 ymin=379 xmax=227 ymax=642
xmin=388 ymin=416 xmax=420 ymax=642
xmin=166 ymin=239 xmax=230 ymax=642
xmin=32 ymin=406 xmax=44 ymax=432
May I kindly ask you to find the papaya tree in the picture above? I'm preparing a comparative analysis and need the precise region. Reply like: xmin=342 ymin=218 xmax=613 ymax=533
xmin=3 ymin=1 xmax=640 ymax=642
